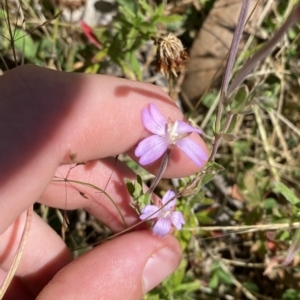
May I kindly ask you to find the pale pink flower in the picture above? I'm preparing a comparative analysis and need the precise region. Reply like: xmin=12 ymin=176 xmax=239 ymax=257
xmin=139 ymin=190 xmax=185 ymax=237
xmin=135 ymin=103 xmax=207 ymax=166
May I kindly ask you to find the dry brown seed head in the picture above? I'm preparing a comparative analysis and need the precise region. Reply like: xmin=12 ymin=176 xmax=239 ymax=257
xmin=153 ymin=33 xmax=189 ymax=78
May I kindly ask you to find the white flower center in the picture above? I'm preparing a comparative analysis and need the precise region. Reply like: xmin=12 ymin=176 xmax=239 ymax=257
xmin=161 ymin=209 xmax=172 ymax=219
xmin=167 ymin=120 xmax=179 ymax=144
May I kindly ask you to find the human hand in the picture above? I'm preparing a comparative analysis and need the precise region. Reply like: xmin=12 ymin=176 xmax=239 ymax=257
xmin=0 ymin=65 xmax=208 ymax=299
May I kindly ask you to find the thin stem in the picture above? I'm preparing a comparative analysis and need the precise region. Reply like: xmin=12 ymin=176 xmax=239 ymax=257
xmin=52 ymin=178 xmax=128 ymax=228
xmin=209 ymin=113 xmax=234 ymax=161
xmin=214 ymin=0 xmax=249 ymax=135
xmin=186 ymin=222 xmax=300 ymax=232
xmin=5 ymin=0 xmax=17 ymax=65
xmin=0 ymin=207 xmax=33 ymax=298
xmin=148 ymin=149 xmax=171 ymax=198
xmin=253 ymin=105 xmax=280 ymax=181
xmin=221 ymin=0 xmax=250 ymax=95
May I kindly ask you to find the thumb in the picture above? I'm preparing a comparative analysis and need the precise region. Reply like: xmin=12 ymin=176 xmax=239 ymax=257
xmin=36 ymin=231 xmax=182 ymax=300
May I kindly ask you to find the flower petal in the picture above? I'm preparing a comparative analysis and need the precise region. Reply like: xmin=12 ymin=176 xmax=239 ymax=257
xmin=175 ymin=138 xmax=208 ymax=167
xmin=140 ymin=205 xmax=160 ymax=220
xmin=176 ymin=120 xmax=202 ymax=135
xmin=142 ymin=104 xmax=167 ymax=136
xmin=161 ymin=190 xmax=176 ymax=209
xmin=135 ymin=135 xmax=168 ymax=165
xmin=152 ymin=218 xmax=171 ymax=237
xmin=170 ymin=211 xmax=185 ymax=230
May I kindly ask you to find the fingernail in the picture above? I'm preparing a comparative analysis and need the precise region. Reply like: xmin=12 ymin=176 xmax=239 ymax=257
xmin=142 ymin=247 xmax=180 ymax=293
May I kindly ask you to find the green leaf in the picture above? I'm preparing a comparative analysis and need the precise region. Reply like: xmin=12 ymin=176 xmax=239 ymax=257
xmin=128 ymin=52 xmax=142 ymax=81
xmin=263 ymin=198 xmax=277 ymax=210
xmin=169 ymin=258 xmax=187 ymax=287
xmin=282 ymin=288 xmax=300 ymax=300
xmin=221 ymin=133 xmax=238 ymax=142
xmin=206 ymin=161 xmax=225 ymax=172
xmin=201 ymin=92 xmax=217 ymax=109
xmin=133 ymin=176 xmax=143 ymax=199
xmin=118 ymin=59 xmax=136 ymax=80
xmin=125 ymin=27 xmax=139 ymax=49
xmin=208 ymin=272 xmax=219 ymax=289
xmin=156 ymin=4 xmax=164 ymax=17
xmin=139 ymin=0 xmax=154 ymax=15
xmin=195 ymin=211 xmax=215 ymax=225
xmin=14 ymin=30 xmax=37 ymax=60
xmin=273 ymin=181 xmax=300 ymax=205
xmin=279 ymin=230 xmax=290 ymax=241
xmin=126 ymin=180 xmax=135 ymax=195
xmin=201 ymin=162 xmax=225 ymax=185
xmin=245 ymin=206 xmax=263 ymax=225
xmin=228 ymin=85 xmax=249 ymax=113
xmin=116 ymin=0 xmax=138 ymax=16
xmin=225 ymin=114 xmax=238 ymax=134
xmin=136 ymin=174 xmax=143 ymax=187
xmin=173 ymin=281 xmax=201 ymax=293
xmin=243 ymin=282 xmax=260 ymax=292
xmin=233 ymin=140 xmax=251 ymax=156
xmin=201 ymin=173 xmax=215 ymax=186
xmin=93 ymin=48 xmax=108 ymax=63
xmin=218 ymin=269 xmax=234 ymax=285
xmin=139 ymin=22 xmax=156 ymax=34
xmin=284 ymin=229 xmax=300 ymax=265
xmin=84 ymin=63 xmax=100 ymax=74
xmin=126 ymin=175 xmax=143 ymax=199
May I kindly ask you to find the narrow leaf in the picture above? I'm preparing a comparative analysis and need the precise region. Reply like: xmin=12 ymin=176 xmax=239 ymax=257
xmin=228 ymin=5 xmax=300 ymax=95
xmin=273 ymin=181 xmax=300 ymax=205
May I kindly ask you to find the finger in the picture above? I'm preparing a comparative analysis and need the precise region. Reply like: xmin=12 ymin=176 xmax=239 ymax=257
xmin=0 ymin=211 xmax=71 ymax=297
xmin=0 ymin=65 xmax=208 ymax=233
xmin=41 ymin=158 xmax=148 ymax=232
xmin=0 ymin=269 xmax=32 ymax=300
xmin=37 ymin=231 xmax=182 ymax=300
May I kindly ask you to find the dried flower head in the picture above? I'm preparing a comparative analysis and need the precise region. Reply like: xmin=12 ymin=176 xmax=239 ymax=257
xmin=54 ymin=0 xmax=86 ymax=11
xmin=153 ymin=33 xmax=189 ymax=78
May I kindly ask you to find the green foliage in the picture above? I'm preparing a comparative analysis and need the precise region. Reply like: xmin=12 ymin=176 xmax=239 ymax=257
xmin=14 ymin=29 xmax=38 ymax=61
xmin=126 ymin=175 xmax=147 ymax=213
xmin=272 ymin=181 xmax=300 ymax=206
xmin=94 ymin=0 xmax=183 ymax=79
xmin=227 ymin=85 xmax=251 ymax=114
xmin=282 ymin=288 xmax=300 ymax=300
xmin=209 ymin=261 xmax=234 ymax=289
xmin=201 ymin=161 xmax=224 ymax=185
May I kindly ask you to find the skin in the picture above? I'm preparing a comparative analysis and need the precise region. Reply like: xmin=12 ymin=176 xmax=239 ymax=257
xmin=0 ymin=65 xmax=209 ymax=299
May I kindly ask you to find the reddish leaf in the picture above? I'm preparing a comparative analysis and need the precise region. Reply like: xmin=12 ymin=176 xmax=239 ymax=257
xmin=78 ymin=20 xmax=101 ymax=49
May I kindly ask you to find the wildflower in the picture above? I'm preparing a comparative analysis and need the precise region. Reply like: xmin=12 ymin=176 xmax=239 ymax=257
xmin=135 ymin=103 xmax=207 ymax=166
xmin=153 ymin=33 xmax=189 ymax=78
xmin=139 ymin=190 xmax=185 ymax=237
